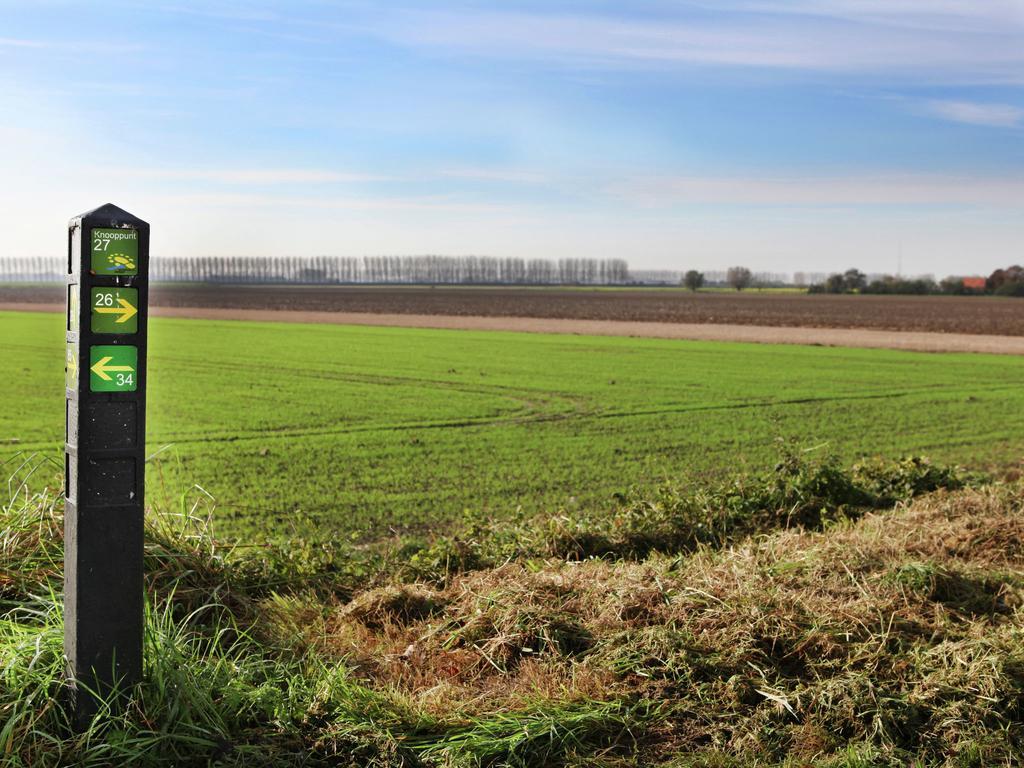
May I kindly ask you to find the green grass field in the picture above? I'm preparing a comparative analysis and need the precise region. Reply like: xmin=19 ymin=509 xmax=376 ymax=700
xmin=4 ymin=307 xmax=1024 ymax=766
xmin=4 ymin=309 xmax=1024 ymax=541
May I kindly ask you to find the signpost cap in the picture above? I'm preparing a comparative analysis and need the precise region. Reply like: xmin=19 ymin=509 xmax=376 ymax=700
xmin=72 ymin=203 xmax=149 ymax=228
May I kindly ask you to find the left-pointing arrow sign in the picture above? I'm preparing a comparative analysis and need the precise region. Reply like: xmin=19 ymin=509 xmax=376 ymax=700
xmin=89 ymin=346 xmax=138 ymax=392
xmin=91 ymin=356 xmax=134 ymax=381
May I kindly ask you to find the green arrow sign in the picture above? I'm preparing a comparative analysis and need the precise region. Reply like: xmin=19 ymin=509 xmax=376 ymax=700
xmin=91 ymin=288 xmax=138 ymax=333
xmin=91 ymin=228 xmax=139 ymax=276
xmin=89 ymin=345 xmax=138 ymax=392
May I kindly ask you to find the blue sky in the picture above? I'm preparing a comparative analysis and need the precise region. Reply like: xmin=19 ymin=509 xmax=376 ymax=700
xmin=2 ymin=1 xmax=1022 ymax=275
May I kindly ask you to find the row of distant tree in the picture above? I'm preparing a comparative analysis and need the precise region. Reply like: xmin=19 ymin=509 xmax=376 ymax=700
xmin=0 ymin=256 xmax=797 ymax=288
xmin=676 ymin=265 xmax=1024 ymax=297
xmin=680 ymin=267 xmax=755 ymax=291
xmin=151 ymin=255 xmax=632 ymax=285
xmin=5 ymin=255 xmax=1022 ymax=295
xmin=0 ymin=255 xmax=632 ymax=285
xmin=806 ymin=266 xmax=1024 ymax=297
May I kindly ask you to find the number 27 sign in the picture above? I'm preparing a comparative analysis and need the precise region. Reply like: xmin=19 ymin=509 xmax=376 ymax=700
xmin=91 ymin=228 xmax=139 ymax=276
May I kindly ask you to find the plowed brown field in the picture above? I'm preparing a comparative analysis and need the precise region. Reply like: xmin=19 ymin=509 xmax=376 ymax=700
xmin=4 ymin=283 xmax=1024 ymax=336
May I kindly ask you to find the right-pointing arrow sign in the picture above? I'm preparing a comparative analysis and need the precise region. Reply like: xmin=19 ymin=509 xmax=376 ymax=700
xmin=95 ymin=298 xmax=138 ymax=324
xmin=91 ymin=288 xmax=139 ymax=333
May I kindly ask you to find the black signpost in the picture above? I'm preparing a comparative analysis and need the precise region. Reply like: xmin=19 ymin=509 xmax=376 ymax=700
xmin=64 ymin=203 xmax=149 ymax=721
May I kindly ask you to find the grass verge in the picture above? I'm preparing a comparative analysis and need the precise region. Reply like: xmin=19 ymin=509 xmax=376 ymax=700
xmin=2 ymin=453 xmax=1022 ymax=765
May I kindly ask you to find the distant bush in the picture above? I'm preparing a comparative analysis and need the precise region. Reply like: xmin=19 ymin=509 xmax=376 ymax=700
xmin=807 ymin=266 xmax=1024 ymax=297
xmin=808 ymin=268 xmax=868 ymax=294
xmin=987 ymin=264 xmax=1024 ymax=293
xmin=939 ymin=276 xmax=972 ymax=295
xmin=994 ymin=281 xmax=1024 ymax=297
xmin=681 ymin=269 xmax=705 ymax=291
xmin=726 ymin=266 xmax=752 ymax=291
xmin=862 ymin=277 xmax=937 ymax=295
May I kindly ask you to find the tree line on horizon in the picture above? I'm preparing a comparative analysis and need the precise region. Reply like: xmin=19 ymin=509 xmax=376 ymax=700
xmin=680 ymin=267 xmax=759 ymax=291
xmin=677 ymin=264 xmax=1024 ymax=297
xmin=803 ymin=266 xmax=1024 ymax=297
xmin=0 ymin=255 xmax=631 ymax=285
xmin=6 ymin=255 xmax=1021 ymax=295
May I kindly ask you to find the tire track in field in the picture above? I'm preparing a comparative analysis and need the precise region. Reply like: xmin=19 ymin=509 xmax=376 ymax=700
xmin=6 ymin=378 xmax=1005 ymax=456
xmin=1 ymin=350 xmax=596 ymax=451
xmin=146 ymin=352 xmax=594 ymax=445
xmin=5 ymin=328 xmax=1017 ymax=452
xmin=587 ymin=382 xmax=1023 ymax=422
xmin=142 ymin=381 xmax=1018 ymax=450
xmin=153 ymin=352 xmax=566 ymax=399
xmin=3 ymin=359 xmax=1015 ymax=454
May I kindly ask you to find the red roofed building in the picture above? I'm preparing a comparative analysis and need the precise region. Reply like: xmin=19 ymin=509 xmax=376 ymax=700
xmin=962 ymin=277 xmax=987 ymax=291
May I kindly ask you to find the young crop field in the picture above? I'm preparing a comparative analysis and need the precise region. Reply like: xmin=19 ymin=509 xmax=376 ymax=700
xmin=4 ymin=309 xmax=1024 ymax=542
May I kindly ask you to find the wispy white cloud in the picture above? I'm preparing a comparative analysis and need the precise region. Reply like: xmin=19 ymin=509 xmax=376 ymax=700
xmin=150 ymin=190 xmax=509 ymax=214
xmin=922 ymin=99 xmax=1023 ymax=128
xmin=0 ymin=36 xmax=144 ymax=54
xmin=100 ymin=167 xmax=388 ymax=184
xmin=439 ymin=167 xmax=548 ymax=184
xmin=0 ymin=37 xmax=48 ymax=48
xmin=102 ymin=165 xmax=557 ymax=187
xmin=151 ymin=3 xmax=280 ymax=23
xmin=371 ymin=3 xmax=1024 ymax=83
xmin=606 ymin=173 xmax=1024 ymax=207
xmin=727 ymin=0 xmax=1024 ymax=31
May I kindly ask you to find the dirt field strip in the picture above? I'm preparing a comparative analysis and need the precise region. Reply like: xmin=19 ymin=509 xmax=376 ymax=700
xmin=8 ymin=284 xmax=1024 ymax=335
xmin=7 ymin=301 xmax=1024 ymax=355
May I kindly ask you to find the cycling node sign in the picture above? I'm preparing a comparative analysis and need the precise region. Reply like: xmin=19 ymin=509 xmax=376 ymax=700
xmin=89 ymin=345 xmax=137 ymax=392
xmin=91 ymin=287 xmax=139 ymax=333
xmin=66 ymin=204 xmax=150 ymax=725
xmin=91 ymin=228 xmax=139 ymax=276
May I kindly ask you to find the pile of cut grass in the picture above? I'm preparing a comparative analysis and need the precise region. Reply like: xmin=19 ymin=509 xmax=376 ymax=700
xmin=2 ymin=456 xmax=1023 ymax=766
xmin=331 ymin=485 xmax=1024 ymax=765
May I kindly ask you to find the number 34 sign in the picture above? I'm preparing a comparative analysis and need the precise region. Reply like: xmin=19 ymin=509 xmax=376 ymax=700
xmin=89 ymin=345 xmax=137 ymax=392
